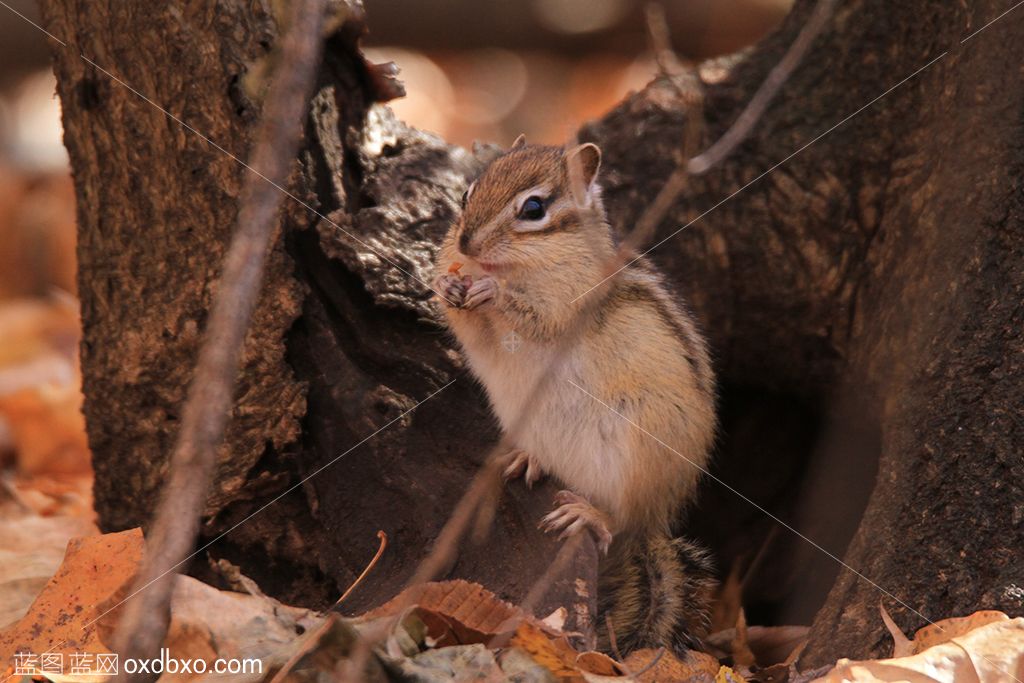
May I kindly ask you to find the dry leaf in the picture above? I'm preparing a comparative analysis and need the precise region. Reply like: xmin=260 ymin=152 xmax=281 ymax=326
xmin=0 ymin=506 xmax=97 ymax=629
xmin=879 ymin=604 xmax=912 ymax=658
xmin=708 ymin=625 xmax=809 ymax=668
xmin=732 ymin=609 xmax=756 ymax=668
xmin=160 ymin=574 xmax=323 ymax=682
xmin=361 ymin=579 xmax=537 ymax=643
xmin=510 ymin=621 xmax=583 ymax=681
xmin=911 ymin=610 xmax=1009 ymax=653
xmin=542 ymin=607 xmax=568 ymax=632
xmin=813 ymin=613 xmax=1024 ymax=683
xmin=623 ymin=648 xmax=720 ymax=683
xmin=0 ymin=383 xmax=89 ymax=478
xmin=711 ymin=561 xmax=744 ymax=633
xmin=0 ymin=171 xmax=77 ymax=301
xmin=576 ymin=650 xmax=623 ymax=677
xmin=0 ymin=298 xmax=78 ymax=369
xmin=717 ymin=665 xmax=750 ymax=682
xmin=0 ymin=528 xmax=143 ymax=669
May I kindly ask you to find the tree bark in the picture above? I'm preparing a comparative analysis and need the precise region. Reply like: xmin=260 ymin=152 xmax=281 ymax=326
xmin=42 ymin=0 xmax=1023 ymax=666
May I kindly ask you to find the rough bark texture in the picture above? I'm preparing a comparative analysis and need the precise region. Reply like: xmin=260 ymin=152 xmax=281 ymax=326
xmin=43 ymin=0 xmax=1024 ymax=666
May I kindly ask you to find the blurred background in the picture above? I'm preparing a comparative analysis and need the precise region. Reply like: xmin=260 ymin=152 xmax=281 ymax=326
xmin=0 ymin=0 xmax=789 ymax=575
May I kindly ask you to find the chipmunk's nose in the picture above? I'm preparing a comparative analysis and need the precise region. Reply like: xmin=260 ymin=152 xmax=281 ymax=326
xmin=458 ymin=231 xmax=476 ymax=256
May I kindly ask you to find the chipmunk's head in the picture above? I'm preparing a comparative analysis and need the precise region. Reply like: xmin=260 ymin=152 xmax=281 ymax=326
xmin=455 ymin=136 xmax=612 ymax=273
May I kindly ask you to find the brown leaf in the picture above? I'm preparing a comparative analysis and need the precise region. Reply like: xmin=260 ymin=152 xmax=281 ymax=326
xmin=911 ymin=610 xmax=1008 ymax=653
xmin=812 ymin=612 xmax=1024 ymax=683
xmin=0 ymin=528 xmax=143 ymax=666
xmin=710 ymin=561 xmax=744 ymax=633
xmin=164 ymin=574 xmax=323 ymax=680
xmin=732 ymin=609 xmax=756 ymax=668
xmin=576 ymin=650 xmax=623 ymax=676
xmin=0 ymin=383 xmax=89 ymax=478
xmin=878 ymin=604 xmax=912 ymax=658
xmin=510 ymin=621 xmax=584 ymax=681
xmin=360 ymin=579 xmax=535 ymax=644
xmin=708 ymin=626 xmax=809 ymax=668
xmin=0 ymin=506 xmax=97 ymax=629
xmin=623 ymin=648 xmax=720 ymax=683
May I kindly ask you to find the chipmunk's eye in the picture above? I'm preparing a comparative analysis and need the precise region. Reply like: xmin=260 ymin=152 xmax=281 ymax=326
xmin=460 ymin=190 xmax=469 ymax=209
xmin=519 ymin=196 xmax=545 ymax=221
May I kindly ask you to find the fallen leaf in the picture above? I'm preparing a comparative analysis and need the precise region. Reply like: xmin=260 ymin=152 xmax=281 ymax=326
xmin=6 ymin=472 xmax=94 ymax=519
xmin=732 ymin=610 xmax=756 ymax=668
xmin=0 ymin=382 xmax=89 ymax=478
xmin=160 ymin=574 xmax=324 ymax=682
xmin=711 ymin=561 xmax=744 ymax=634
xmin=622 ymin=648 xmax=720 ymax=683
xmin=576 ymin=650 xmax=622 ymax=676
xmin=708 ymin=625 xmax=809 ymax=668
xmin=360 ymin=580 xmax=536 ymax=644
xmin=0 ymin=528 xmax=143 ymax=669
xmin=386 ymin=643 xmax=505 ymax=681
xmin=0 ymin=505 xmax=97 ymax=629
xmin=911 ymin=610 xmax=1009 ymax=653
xmin=813 ymin=613 xmax=1024 ymax=683
xmin=542 ymin=607 xmax=568 ymax=633
xmin=499 ymin=646 xmax=561 ymax=681
xmin=510 ymin=621 xmax=582 ymax=681
xmin=267 ymin=614 xmax=372 ymax=683
xmin=0 ymin=298 xmax=79 ymax=370
xmin=879 ymin=604 xmax=912 ymax=658
xmin=717 ymin=665 xmax=750 ymax=682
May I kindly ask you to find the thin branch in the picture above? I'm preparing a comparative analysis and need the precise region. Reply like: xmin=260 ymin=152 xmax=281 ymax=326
xmin=688 ymin=0 xmax=838 ymax=175
xmin=627 ymin=5 xmax=704 ymax=250
xmin=109 ymin=0 xmax=329 ymax=675
xmin=605 ymin=614 xmax=640 ymax=680
xmin=335 ymin=531 xmax=389 ymax=608
xmin=632 ymin=648 xmax=666 ymax=678
xmin=628 ymin=0 xmax=836 ymax=251
xmin=645 ymin=4 xmax=687 ymax=87
xmin=486 ymin=533 xmax=586 ymax=650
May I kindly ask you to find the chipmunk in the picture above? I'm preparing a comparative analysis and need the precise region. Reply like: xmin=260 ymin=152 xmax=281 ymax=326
xmin=433 ymin=136 xmax=717 ymax=656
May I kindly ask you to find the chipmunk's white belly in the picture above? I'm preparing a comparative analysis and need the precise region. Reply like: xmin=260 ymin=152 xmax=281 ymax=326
xmin=462 ymin=336 xmax=630 ymax=521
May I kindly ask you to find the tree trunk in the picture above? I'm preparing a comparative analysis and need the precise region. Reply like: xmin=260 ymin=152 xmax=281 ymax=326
xmin=42 ymin=0 xmax=1023 ymax=666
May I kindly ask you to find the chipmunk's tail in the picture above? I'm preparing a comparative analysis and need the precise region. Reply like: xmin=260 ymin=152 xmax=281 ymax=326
xmin=598 ymin=535 xmax=716 ymax=657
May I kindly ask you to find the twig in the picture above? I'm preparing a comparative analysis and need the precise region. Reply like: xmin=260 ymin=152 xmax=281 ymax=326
xmin=335 ymin=531 xmax=389 ymax=608
xmin=605 ymin=614 xmax=639 ymax=680
xmin=628 ymin=5 xmax=704 ymax=250
xmin=109 ymin=0 xmax=329 ymax=676
xmin=632 ymin=648 xmax=665 ymax=678
xmin=688 ymin=0 xmax=838 ymax=175
xmin=645 ymin=4 xmax=689 ymax=87
xmin=486 ymin=533 xmax=586 ymax=650
xmin=268 ymin=613 xmax=339 ymax=683
xmin=628 ymin=0 xmax=836 ymax=250
xmin=519 ymin=532 xmax=584 ymax=617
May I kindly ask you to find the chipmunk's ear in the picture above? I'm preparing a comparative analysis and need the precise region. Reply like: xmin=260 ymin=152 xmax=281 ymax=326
xmin=510 ymin=133 xmax=527 ymax=150
xmin=565 ymin=143 xmax=601 ymax=207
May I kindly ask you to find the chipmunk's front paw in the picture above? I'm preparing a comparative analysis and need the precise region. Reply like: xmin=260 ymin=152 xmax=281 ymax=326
xmin=540 ymin=490 xmax=613 ymax=554
xmin=433 ymin=273 xmax=470 ymax=308
xmin=463 ymin=276 xmax=498 ymax=310
xmin=501 ymin=448 xmax=545 ymax=488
